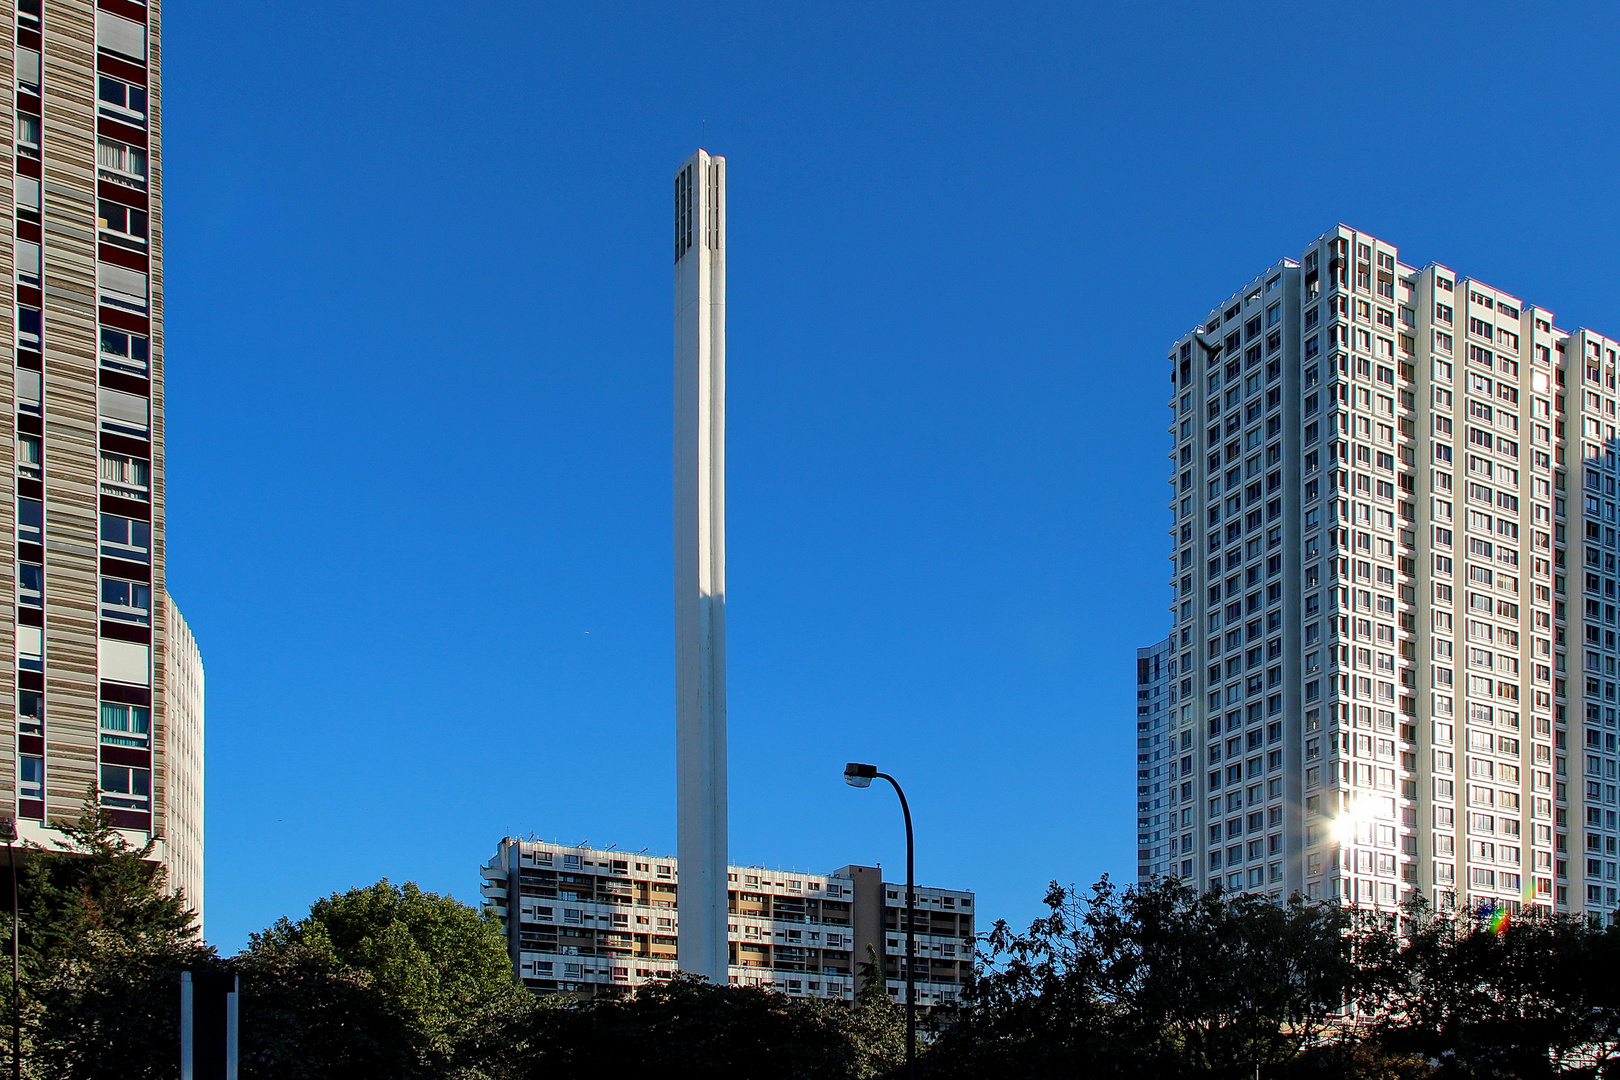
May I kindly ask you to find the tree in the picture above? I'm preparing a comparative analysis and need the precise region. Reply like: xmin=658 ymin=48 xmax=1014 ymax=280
xmin=17 ymin=786 xmax=200 ymax=970
xmin=922 ymin=880 xmax=1117 ymax=1077
xmin=1102 ymin=876 xmax=1379 ymax=1077
xmin=232 ymin=926 xmax=421 ymax=1080
xmin=27 ymin=948 xmax=213 ymax=1080
xmin=19 ymin=789 xmax=211 ymax=1079
xmin=236 ymin=879 xmax=531 ymax=1080
xmin=925 ymin=876 xmax=1378 ymax=1079
xmin=1367 ymin=903 xmax=1620 ymax=1079
xmin=849 ymin=945 xmax=906 ymax=1077
xmin=529 ymin=971 xmax=905 ymax=1079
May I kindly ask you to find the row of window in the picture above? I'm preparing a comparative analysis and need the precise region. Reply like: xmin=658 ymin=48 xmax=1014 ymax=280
xmin=17 ymin=566 xmax=148 ymax=616
xmin=16 ymin=503 xmax=149 ymax=562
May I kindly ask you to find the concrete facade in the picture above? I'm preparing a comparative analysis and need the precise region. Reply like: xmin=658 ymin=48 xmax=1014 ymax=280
xmin=482 ymin=838 xmax=975 ymax=1005
xmin=673 ymin=148 xmax=729 ymax=982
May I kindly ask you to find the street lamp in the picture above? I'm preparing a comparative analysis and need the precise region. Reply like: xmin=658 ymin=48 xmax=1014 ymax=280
xmin=843 ymin=762 xmax=916 ymax=1079
xmin=0 ymin=811 xmax=18 ymax=1080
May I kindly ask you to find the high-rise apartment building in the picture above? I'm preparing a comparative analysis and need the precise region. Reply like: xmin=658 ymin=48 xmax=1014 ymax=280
xmin=5 ymin=0 xmax=203 ymax=920
xmin=1136 ymin=638 xmax=1174 ymax=881
xmin=1154 ymin=225 xmax=1618 ymax=919
xmin=481 ymin=839 xmax=975 ymax=1004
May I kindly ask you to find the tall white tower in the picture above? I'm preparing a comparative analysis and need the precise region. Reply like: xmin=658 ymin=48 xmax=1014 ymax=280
xmin=673 ymin=148 xmax=729 ymax=982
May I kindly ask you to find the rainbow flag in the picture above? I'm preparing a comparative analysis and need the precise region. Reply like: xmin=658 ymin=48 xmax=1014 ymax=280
xmin=1487 ymin=905 xmax=1510 ymax=936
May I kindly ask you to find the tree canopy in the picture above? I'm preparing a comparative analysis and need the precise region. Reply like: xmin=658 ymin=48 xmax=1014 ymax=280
xmin=236 ymin=879 xmax=533 ymax=1080
xmin=17 ymin=790 xmax=211 ymax=1080
xmin=920 ymin=876 xmax=1620 ymax=1080
xmin=13 ymin=813 xmax=1620 ymax=1080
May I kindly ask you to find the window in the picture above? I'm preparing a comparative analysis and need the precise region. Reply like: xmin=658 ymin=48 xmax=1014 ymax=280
xmin=15 ymin=561 xmax=41 ymax=611
xmin=100 ymin=701 xmax=150 ymax=747
xmin=16 ymin=433 xmax=39 ymax=479
xmin=101 ymin=577 xmax=151 ymax=624
xmin=15 ymin=48 xmax=39 ymax=89
xmin=14 ymin=174 xmax=38 ymax=218
xmin=16 ymin=691 xmax=41 ymax=736
xmin=97 ymin=138 xmax=147 ymax=186
xmin=100 ymin=327 xmax=150 ymax=374
xmin=97 ymin=10 xmax=146 ymax=61
xmin=15 ymin=240 xmax=38 ymax=287
xmin=19 ymin=756 xmax=41 ymax=801
xmin=99 ymin=451 xmax=149 ymax=500
xmin=99 ymin=262 xmax=148 ymax=312
xmin=98 ymin=199 xmax=148 ymax=250
xmin=17 ymin=306 xmax=40 ymax=348
xmin=99 ymin=763 xmax=150 ymax=809
xmin=17 ymin=498 xmax=41 ymax=543
xmin=15 ymin=113 xmax=38 ymax=157
xmin=97 ymin=75 xmax=147 ymax=123
xmin=99 ymin=387 xmax=149 ymax=437
xmin=101 ymin=514 xmax=151 ymax=562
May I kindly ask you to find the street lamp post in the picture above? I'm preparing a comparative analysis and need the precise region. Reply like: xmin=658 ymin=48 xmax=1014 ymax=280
xmin=843 ymin=762 xmax=915 ymax=1080
xmin=0 ymin=811 xmax=18 ymax=1080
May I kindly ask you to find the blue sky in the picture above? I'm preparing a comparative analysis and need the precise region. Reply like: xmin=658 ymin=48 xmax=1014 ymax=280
xmin=166 ymin=0 xmax=1620 ymax=951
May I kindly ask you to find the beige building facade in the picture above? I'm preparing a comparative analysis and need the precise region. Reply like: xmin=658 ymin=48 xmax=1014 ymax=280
xmin=3 ymin=0 xmax=203 ymax=925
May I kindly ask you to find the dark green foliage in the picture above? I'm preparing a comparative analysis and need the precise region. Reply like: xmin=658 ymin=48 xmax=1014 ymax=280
xmin=851 ymin=944 xmax=907 ymax=1073
xmin=924 ymin=876 xmax=1380 ymax=1079
xmin=1362 ymin=901 xmax=1620 ymax=1079
xmin=16 ymin=790 xmax=212 ymax=1079
xmin=233 ymin=928 xmax=421 ymax=1079
xmin=923 ymin=877 xmax=1620 ymax=1080
xmin=18 ymin=787 xmax=202 ymax=970
xmin=527 ymin=971 xmax=904 ymax=1079
xmin=28 ymin=949 xmax=211 ymax=1080
xmin=236 ymin=879 xmax=533 ymax=1080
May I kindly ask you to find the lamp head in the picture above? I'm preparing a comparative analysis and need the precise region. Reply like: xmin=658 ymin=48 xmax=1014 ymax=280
xmin=0 ymin=812 xmax=16 ymax=843
xmin=844 ymin=762 xmax=877 ymax=788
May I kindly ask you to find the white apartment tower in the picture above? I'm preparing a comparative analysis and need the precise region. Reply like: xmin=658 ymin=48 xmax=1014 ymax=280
xmin=673 ymin=148 xmax=729 ymax=980
xmin=1157 ymin=226 xmax=1618 ymax=919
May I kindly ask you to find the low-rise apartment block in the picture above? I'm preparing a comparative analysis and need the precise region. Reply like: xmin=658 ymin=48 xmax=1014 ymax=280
xmin=481 ymin=838 xmax=975 ymax=1004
